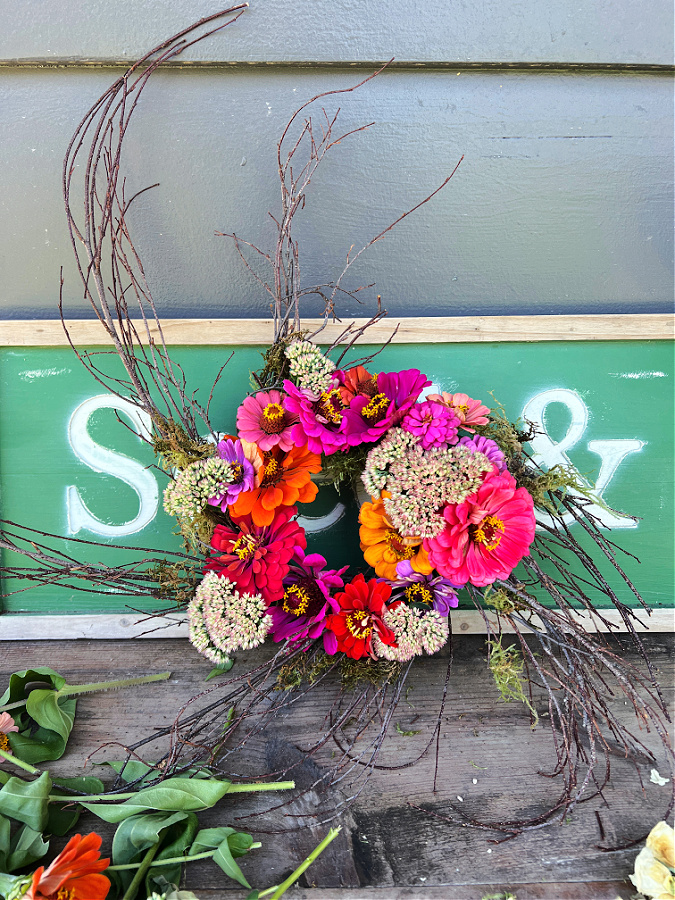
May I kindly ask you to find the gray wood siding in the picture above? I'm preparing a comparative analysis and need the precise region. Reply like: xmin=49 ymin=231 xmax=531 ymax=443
xmin=0 ymin=2 xmax=672 ymax=319
xmin=0 ymin=0 xmax=672 ymax=65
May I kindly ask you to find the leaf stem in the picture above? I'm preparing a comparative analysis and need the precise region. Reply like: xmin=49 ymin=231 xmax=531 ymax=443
xmin=121 ymin=842 xmax=160 ymax=900
xmin=109 ymin=850 xmax=215 ymax=871
xmin=226 ymin=780 xmax=295 ymax=794
xmin=0 ymin=747 xmax=41 ymax=775
xmin=258 ymin=827 xmax=341 ymax=899
xmin=48 ymin=792 xmax=137 ymax=802
xmin=0 ymin=673 xmax=171 ymax=714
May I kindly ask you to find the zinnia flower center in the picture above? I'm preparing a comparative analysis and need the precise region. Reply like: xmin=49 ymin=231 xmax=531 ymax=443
xmin=0 ymin=734 xmax=9 ymax=753
xmin=232 ymin=532 xmax=258 ymax=561
xmin=404 ymin=583 xmax=434 ymax=605
xmin=385 ymin=529 xmax=416 ymax=560
xmin=318 ymin=388 xmax=344 ymax=424
xmin=357 ymin=376 xmax=378 ymax=397
xmin=50 ymin=889 xmax=75 ymax=900
xmin=230 ymin=463 xmax=244 ymax=484
xmin=261 ymin=454 xmax=284 ymax=487
xmin=361 ymin=393 xmax=390 ymax=423
xmin=456 ymin=403 xmax=469 ymax=415
xmin=282 ymin=584 xmax=311 ymax=616
xmin=346 ymin=610 xmax=373 ymax=639
xmin=261 ymin=402 xmax=286 ymax=434
xmin=470 ymin=514 xmax=505 ymax=550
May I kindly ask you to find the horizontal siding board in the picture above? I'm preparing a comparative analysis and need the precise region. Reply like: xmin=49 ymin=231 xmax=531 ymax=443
xmin=0 ymin=68 xmax=672 ymax=319
xmin=0 ymin=0 xmax=672 ymax=66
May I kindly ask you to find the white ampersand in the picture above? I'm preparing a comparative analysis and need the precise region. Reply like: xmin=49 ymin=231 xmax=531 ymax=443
xmin=522 ymin=388 xmax=644 ymax=529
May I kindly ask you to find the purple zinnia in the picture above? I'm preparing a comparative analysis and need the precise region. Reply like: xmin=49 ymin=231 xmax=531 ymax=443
xmin=341 ymin=369 xmax=430 ymax=448
xmin=459 ymin=435 xmax=506 ymax=473
xmin=401 ymin=400 xmax=460 ymax=449
xmin=268 ymin=548 xmax=348 ymax=647
xmin=208 ymin=438 xmax=256 ymax=510
xmin=282 ymin=378 xmax=349 ymax=456
xmin=391 ymin=560 xmax=460 ymax=616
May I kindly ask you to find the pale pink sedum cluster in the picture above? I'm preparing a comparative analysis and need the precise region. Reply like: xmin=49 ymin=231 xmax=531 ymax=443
xmin=373 ymin=602 xmax=449 ymax=662
xmin=188 ymin=571 xmax=272 ymax=663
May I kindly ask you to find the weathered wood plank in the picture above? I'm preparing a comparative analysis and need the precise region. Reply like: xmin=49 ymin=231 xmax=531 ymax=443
xmin=0 ymin=314 xmax=672 ymax=346
xmin=0 ymin=636 xmax=671 ymax=895
xmin=1 ymin=609 xmax=673 ymax=640
xmin=0 ymin=0 xmax=671 ymax=66
xmin=0 ymin=69 xmax=671 ymax=320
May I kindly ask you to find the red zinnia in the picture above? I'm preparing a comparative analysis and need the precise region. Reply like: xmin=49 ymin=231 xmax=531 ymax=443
xmin=425 ymin=469 xmax=536 ymax=587
xmin=325 ymin=573 xmax=397 ymax=659
xmin=25 ymin=832 xmax=110 ymax=899
xmin=206 ymin=506 xmax=306 ymax=605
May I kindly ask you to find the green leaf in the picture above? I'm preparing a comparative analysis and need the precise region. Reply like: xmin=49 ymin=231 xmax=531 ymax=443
xmin=111 ymin=811 xmax=198 ymax=897
xmin=45 ymin=776 xmax=106 ymax=837
xmin=205 ymin=661 xmax=234 ymax=681
xmin=190 ymin=828 xmax=253 ymax=889
xmin=104 ymin=761 xmax=157 ymax=785
xmin=0 ymin=873 xmax=29 ymax=897
xmin=0 ymin=773 xmax=51 ymax=831
xmin=0 ymin=668 xmax=76 ymax=764
xmin=7 ymin=824 xmax=49 ymax=872
xmin=83 ymin=777 xmax=232 ymax=823
xmin=245 ymin=892 xmax=260 ymax=900
xmin=26 ymin=691 xmax=75 ymax=744
xmin=52 ymin=775 xmax=105 ymax=795
xmin=0 ymin=815 xmax=10 ymax=871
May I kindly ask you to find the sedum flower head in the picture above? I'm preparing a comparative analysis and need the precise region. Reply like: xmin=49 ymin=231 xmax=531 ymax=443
xmin=363 ymin=433 xmax=493 ymax=539
xmin=373 ymin=603 xmax=449 ymax=661
xmin=285 ymin=339 xmax=336 ymax=396
xmin=164 ymin=458 xmax=235 ymax=521
xmin=188 ymin=572 xmax=272 ymax=663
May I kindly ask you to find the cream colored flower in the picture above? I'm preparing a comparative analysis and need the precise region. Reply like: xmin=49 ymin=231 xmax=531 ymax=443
xmin=630 ymin=845 xmax=675 ymax=898
xmin=647 ymin=821 xmax=675 ymax=870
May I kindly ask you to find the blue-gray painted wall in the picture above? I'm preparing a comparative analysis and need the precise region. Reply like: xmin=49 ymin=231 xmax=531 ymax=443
xmin=0 ymin=1 xmax=672 ymax=319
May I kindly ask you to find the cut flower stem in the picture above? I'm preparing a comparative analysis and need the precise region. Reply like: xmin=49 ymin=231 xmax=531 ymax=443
xmin=0 ymin=672 xmax=171 ymax=714
xmin=48 ymin=780 xmax=295 ymax=803
xmin=0 ymin=747 xmax=41 ymax=775
xmin=258 ymin=827 xmax=342 ymax=899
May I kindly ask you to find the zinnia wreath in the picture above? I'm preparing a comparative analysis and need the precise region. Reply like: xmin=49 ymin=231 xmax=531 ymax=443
xmin=1 ymin=6 xmax=672 ymax=841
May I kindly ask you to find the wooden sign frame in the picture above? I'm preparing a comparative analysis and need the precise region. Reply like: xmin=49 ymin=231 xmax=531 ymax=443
xmin=1 ymin=313 xmax=673 ymax=639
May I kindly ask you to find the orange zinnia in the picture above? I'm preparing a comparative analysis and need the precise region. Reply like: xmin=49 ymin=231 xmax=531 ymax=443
xmin=230 ymin=444 xmax=321 ymax=526
xmin=359 ymin=493 xmax=433 ymax=580
xmin=26 ymin=832 xmax=110 ymax=899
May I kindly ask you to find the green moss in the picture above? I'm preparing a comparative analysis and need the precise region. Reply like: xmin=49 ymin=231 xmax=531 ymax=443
xmin=488 ymin=637 xmax=538 ymax=726
xmin=321 ymin=445 xmax=370 ymax=495
xmin=252 ymin=334 xmax=308 ymax=390
xmin=483 ymin=586 xmax=528 ymax=616
xmin=275 ymin=651 xmax=402 ymax=691
xmin=146 ymin=560 xmax=201 ymax=607
xmin=152 ymin=418 xmax=215 ymax=471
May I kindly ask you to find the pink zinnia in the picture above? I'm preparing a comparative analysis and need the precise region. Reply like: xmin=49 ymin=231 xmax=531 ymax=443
xmin=206 ymin=506 xmax=306 ymax=605
xmin=236 ymin=390 xmax=297 ymax=452
xmin=426 ymin=391 xmax=490 ymax=432
xmin=401 ymin=400 xmax=460 ymax=449
xmin=425 ymin=469 xmax=536 ymax=587
xmin=341 ymin=369 xmax=430 ymax=448
xmin=282 ymin=378 xmax=349 ymax=455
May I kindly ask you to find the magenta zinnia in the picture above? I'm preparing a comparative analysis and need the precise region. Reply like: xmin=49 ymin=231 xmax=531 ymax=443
xmin=206 ymin=506 xmax=306 ymax=605
xmin=268 ymin=548 xmax=347 ymax=647
xmin=282 ymin=378 xmax=349 ymax=455
xmin=341 ymin=368 xmax=430 ymax=447
xmin=425 ymin=469 xmax=536 ymax=587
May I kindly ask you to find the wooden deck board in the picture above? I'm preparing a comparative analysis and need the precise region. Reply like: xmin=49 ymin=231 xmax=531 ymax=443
xmin=1 ymin=635 xmax=672 ymax=899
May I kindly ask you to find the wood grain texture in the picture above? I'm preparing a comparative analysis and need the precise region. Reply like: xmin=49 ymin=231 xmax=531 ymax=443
xmin=0 ymin=69 xmax=671 ymax=320
xmin=1 ymin=315 xmax=673 ymax=346
xmin=0 ymin=0 xmax=671 ymax=65
xmin=1 ymin=609 xmax=673 ymax=640
xmin=0 ymin=635 xmax=671 ymax=897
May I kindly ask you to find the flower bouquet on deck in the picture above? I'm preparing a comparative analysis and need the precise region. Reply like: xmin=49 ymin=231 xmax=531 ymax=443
xmin=0 ymin=7 xmax=672 ymax=840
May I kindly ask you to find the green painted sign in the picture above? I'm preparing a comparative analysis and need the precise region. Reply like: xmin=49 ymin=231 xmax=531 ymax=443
xmin=0 ymin=340 xmax=672 ymax=614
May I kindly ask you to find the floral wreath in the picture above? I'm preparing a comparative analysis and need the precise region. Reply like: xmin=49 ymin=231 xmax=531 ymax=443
xmin=171 ymin=346 xmax=537 ymax=670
